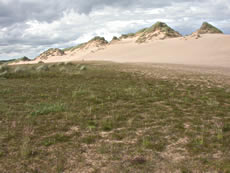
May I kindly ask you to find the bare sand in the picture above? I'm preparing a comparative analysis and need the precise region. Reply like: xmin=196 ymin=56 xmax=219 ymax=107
xmin=83 ymin=34 xmax=230 ymax=68
xmin=13 ymin=34 xmax=230 ymax=68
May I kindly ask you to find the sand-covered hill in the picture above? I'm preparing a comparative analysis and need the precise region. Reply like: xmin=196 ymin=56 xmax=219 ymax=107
xmin=64 ymin=36 xmax=108 ymax=53
xmin=31 ymin=37 xmax=108 ymax=63
xmin=84 ymin=33 xmax=230 ymax=67
xmin=11 ymin=21 xmax=230 ymax=68
xmin=35 ymin=48 xmax=65 ymax=62
xmin=183 ymin=22 xmax=223 ymax=40
xmin=118 ymin=22 xmax=182 ymax=43
xmin=197 ymin=22 xmax=223 ymax=34
xmin=135 ymin=22 xmax=182 ymax=43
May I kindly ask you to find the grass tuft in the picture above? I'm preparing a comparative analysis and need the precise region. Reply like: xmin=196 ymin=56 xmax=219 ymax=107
xmin=31 ymin=103 xmax=66 ymax=116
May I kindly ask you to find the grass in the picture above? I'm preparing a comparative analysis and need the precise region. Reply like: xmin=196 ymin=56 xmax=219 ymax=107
xmin=0 ymin=59 xmax=16 ymax=65
xmin=31 ymin=103 xmax=66 ymax=116
xmin=0 ymin=64 xmax=9 ymax=72
xmin=0 ymin=62 xmax=230 ymax=172
xmin=136 ymin=22 xmax=182 ymax=43
xmin=63 ymin=36 xmax=108 ymax=52
xmin=120 ymin=33 xmax=135 ymax=39
xmin=62 ymin=43 xmax=86 ymax=52
xmin=199 ymin=22 xmax=223 ymax=34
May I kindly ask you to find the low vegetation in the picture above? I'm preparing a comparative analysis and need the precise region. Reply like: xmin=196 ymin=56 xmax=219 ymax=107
xmin=62 ymin=43 xmax=86 ymax=52
xmin=63 ymin=36 xmax=108 ymax=53
xmin=36 ymin=48 xmax=65 ymax=61
xmin=0 ymin=62 xmax=230 ymax=172
xmin=136 ymin=22 xmax=182 ymax=43
xmin=198 ymin=22 xmax=223 ymax=34
xmin=13 ymin=56 xmax=31 ymax=63
xmin=117 ymin=22 xmax=182 ymax=43
xmin=89 ymin=36 xmax=108 ymax=44
xmin=0 ymin=59 xmax=16 ymax=65
xmin=120 ymin=33 xmax=136 ymax=39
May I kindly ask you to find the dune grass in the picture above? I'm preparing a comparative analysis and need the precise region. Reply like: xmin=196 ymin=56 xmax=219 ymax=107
xmin=0 ymin=62 xmax=230 ymax=172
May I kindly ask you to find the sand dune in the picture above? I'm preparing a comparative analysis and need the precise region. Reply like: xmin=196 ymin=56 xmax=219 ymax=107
xmin=81 ymin=34 xmax=230 ymax=67
xmin=12 ymin=34 xmax=230 ymax=68
xmin=82 ymin=34 xmax=230 ymax=68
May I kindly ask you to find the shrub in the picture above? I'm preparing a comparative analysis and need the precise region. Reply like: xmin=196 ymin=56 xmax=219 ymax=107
xmin=57 ymin=62 xmax=65 ymax=66
xmin=0 ymin=71 xmax=8 ymax=77
xmin=80 ymin=65 xmax=86 ymax=71
xmin=14 ymin=66 xmax=26 ymax=73
xmin=0 ymin=65 xmax=9 ymax=72
xmin=36 ymin=65 xmax=49 ymax=72
xmin=48 ymin=64 xmax=56 ymax=68
xmin=59 ymin=66 xmax=67 ymax=72
xmin=101 ymin=119 xmax=113 ymax=131
xmin=64 ymin=61 xmax=74 ymax=66
xmin=38 ymin=61 xmax=44 ymax=64
xmin=112 ymin=36 xmax=119 ymax=40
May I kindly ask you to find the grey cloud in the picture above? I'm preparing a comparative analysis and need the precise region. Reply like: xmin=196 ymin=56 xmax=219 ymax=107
xmin=0 ymin=0 xmax=229 ymax=60
xmin=0 ymin=0 xmax=204 ymax=27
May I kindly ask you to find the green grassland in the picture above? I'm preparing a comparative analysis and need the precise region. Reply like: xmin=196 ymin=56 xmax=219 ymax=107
xmin=0 ymin=62 xmax=230 ymax=172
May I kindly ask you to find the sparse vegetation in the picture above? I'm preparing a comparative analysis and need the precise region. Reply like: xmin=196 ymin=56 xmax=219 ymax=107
xmin=0 ymin=64 xmax=9 ymax=72
xmin=120 ymin=33 xmax=135 ymax=39
xmin=0 ymin=59 xmax=16 ymax=65
xmin=90 ymin=36 xmax=108 ymax=44
xmin=112 ymin=36 xmax=119 ymax=40
xmin=31 ymin=102 xmax=66 ymax=116
xmin=14 ymin=56 xmax=31 ymax=63
xmin=38 ymin=60 xmax=44 ymax=64
xmin=14 ymin=66 xmax=26 ymax=73
xmin=0 ymin=62 xmax=230 ymax=172
xmin=63 ymin=36 xmax=108 ymax=52
xmin=36 ymin=48 xmax=65 ymax=61
xmin=110 ymin=36 xmax=120 ymax=43
xmin=36 ymin=64 xmax=49 ymax=72
xmin=136 ymin=21 xmax=182 ymax=43
xmin=197 ymin=22 xmax=223 ymax=34
xmin=63 ymin=43 xmax=86 ymax=52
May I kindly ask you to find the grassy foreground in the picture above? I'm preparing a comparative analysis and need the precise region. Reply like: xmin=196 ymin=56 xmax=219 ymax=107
xmin=0 ymin=62 xmax=230 ymax=172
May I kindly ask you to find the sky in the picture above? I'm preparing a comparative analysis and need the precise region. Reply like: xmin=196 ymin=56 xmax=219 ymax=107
xmin=0 ymin=0 xmax=229 ymax=60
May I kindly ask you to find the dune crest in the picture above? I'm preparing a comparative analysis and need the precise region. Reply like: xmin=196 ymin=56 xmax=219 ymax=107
xmin=35 ymin=48 xmax=65 ymax=62
xmin=117 ymin=21 xmax=182 ymax=43
xmin=196 ymin=22 xmax=223 ymax=34
xmin=135 ymin=22 xmax=182 ymax=43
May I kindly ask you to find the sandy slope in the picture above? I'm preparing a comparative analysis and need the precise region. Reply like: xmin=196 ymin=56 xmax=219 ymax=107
xmin=13 ymin=34 xmax=230 ymax=68
xmin=83 ymin=34 xmax=230 ymax=67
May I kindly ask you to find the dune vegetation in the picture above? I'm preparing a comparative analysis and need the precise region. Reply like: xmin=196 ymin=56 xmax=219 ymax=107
xmin=197 ymin=22 xmax=223 ymax=34
xmin=0 ymin=62 xmax=230 ymax=172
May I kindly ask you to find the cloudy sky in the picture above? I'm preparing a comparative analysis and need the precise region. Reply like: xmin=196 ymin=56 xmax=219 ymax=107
xmin=0 ymin=0 xmax=229 ymax=60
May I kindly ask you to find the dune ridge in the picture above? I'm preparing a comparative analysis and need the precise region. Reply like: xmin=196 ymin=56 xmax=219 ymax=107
xmin=11 ymin=22 xmax=230 ymax=68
